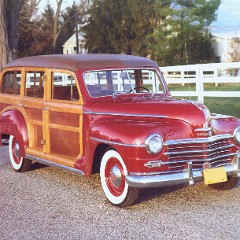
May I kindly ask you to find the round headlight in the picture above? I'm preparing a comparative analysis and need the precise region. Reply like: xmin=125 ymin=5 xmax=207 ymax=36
xmin=145 ymin=134 xmax=163 ymax=154
xmin=234 ymin=126 xmax=240 ymax=145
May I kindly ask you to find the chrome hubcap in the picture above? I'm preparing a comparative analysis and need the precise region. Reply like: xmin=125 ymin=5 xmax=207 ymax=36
xmin=110 ymin=165 xmax=122 ymax=188
xmin=14 ymin=142 xmax=21 ymax=159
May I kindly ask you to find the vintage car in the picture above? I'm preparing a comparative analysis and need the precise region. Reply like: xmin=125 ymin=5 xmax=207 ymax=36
xmin=0 ymin=54 xmax=240 ymax=207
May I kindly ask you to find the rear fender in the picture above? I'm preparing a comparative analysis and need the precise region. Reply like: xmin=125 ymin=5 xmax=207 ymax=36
xmin=0 ymin=110 xmax=29 ymax=156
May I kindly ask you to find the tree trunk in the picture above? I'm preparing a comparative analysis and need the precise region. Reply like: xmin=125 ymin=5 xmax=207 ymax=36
xmin=0 ymin=0 xmax=9 ymax=70
xmin=52 ymin=0 xmax=63 ymax=53
xmin=6 ymin=0 xmax=24 ymax=61
xmin=0 ymin=0 xmax=23 ymax=70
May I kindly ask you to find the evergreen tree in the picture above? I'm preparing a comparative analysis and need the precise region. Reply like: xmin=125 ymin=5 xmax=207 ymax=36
xmin=83 ymin=0 xmax=156 ymax=56
xmin=150 ymin=0 xmax=221 ymax=65
xmin=84 ymin=0 xmax=220 ymax=65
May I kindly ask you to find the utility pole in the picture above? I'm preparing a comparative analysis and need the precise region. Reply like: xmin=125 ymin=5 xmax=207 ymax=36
xmin=75 ymin=11 xmax=79 ymax=54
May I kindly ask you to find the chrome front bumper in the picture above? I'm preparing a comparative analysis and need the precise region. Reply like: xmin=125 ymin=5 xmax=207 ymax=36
xmin=126 ymin=155 xmax=240 ymax=188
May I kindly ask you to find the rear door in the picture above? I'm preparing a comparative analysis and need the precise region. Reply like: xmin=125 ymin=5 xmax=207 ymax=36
xmin=21 ymin=68 xmax=46 ymax=152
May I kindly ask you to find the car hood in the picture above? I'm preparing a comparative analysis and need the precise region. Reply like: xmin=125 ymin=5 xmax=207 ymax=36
xmin=87 ymin=95 xmax=211 ymax=128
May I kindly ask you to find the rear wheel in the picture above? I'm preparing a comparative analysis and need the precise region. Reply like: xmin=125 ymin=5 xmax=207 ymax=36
xmin=208 ymin=177 xmax=239 ymax=190
xmin=9 ymin=135 xmax=31 ymax=172
xmin=100 ymin=149 xmax=140 ymax=207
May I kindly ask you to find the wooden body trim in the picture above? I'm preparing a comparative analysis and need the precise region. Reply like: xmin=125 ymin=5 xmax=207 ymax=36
xmin=0 ymin=66 xmax=84 ymax=170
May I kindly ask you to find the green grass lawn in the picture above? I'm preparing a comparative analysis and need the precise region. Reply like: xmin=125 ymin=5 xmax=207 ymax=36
xmin=168 ymin=83 xmax=240 ymax=92
xmin=204 ymin=97 xmax=240 ymax=118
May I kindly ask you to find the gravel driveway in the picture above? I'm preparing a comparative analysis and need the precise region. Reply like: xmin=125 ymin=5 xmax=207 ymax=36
xmin=1 ymin=145 xmax=240 ymax=240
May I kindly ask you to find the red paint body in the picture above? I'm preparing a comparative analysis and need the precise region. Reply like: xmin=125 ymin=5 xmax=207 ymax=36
xmin=75 ymin=67 xmax=240 ymax=176
xmin=0 ymin=54 xmax=239 ymax=180
xmin=0 ymin=110 xmax=28 ymax=157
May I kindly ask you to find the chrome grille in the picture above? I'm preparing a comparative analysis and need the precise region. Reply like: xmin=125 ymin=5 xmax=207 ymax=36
xmin=164 ymin=134 xmax=235 ymax=171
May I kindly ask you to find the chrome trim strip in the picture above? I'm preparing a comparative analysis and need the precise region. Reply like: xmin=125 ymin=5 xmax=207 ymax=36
xmin=84 ymin=111 xmax=169 ymax=119
xmin=144 ymin=152 xmax=237 ymax=168
xmin=164 ymin=144 xmax=235 ymax=156
xmin=194 ymin=128 xmax=212 ymax=132
xmin=26 ymin=154 xmax=84 ymax=175
xmin=166 ymin=152 xmax=236 ymax=164
xmin=90 ymin=137 xmax=145 ymax=148
xmin=165 ymin=134 xmax=232 ymax=146
xmin=126 ymin=155 xmax=240 ymax=188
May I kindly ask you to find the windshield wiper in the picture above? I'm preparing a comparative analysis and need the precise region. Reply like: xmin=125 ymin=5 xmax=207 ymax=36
xmin=125 ymin=69 xmax=135 ymax=93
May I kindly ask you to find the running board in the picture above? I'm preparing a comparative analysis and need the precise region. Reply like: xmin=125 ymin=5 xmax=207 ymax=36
xmin=25 ymin=154 xmax=84 ymax=176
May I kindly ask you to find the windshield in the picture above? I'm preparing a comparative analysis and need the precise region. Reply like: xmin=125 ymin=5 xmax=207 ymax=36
xmin=83 ymin=69 xmax=165 ymax=97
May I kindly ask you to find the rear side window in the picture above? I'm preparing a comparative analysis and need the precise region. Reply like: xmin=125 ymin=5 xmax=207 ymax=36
xmin=51 ymin=72 xmax=79 ymax=101
xmin=25 ymin=71 xmax=45 ymax=98
xmin=1 ymin=71 xmax=21 ymax=95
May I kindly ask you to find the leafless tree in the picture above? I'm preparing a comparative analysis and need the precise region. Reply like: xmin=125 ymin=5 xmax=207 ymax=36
xmin=52 ymin=0 xmax=63 ymax=53
xmin=229 ymin=37 xmax=240 ymax=62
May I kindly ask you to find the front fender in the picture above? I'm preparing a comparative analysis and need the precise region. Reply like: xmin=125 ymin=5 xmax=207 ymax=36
xmin=212 ymin=114 xmax=240 ymax=135
xmin=89 ymin=118 xmax=193 ymax=145
xmin=86 ymin=118 xmax=193 ymax=173
xmin=0 ymin=110 xmax=28 ymax=156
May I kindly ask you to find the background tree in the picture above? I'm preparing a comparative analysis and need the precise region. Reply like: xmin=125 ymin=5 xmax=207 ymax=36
xmin=52 ymin=0 xmax=63 ymax=53
xmin=84 ymin=0 xmax=220 ymax=65
xmin=55 ymin=1 xmax=89 ymax=53
xmin=150 ymin=0 xmax=221 ymax=65
xmin=83 ymin=0 xmax=156 ymax=56
xmin=0 ymin=0 xmax=8 ymax=70
xmin=229 ymin=37 xmax=240 ymax=62
xmin=18 ymin=0 xmax=89 ymax=55
xmin=18 ymin=0 xmax=53 ymax=57
xmin=0 ymin=0 xmax=24 ymax=69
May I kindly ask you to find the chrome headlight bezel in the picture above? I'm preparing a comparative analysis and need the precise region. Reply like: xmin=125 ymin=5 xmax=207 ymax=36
xmin=234 ymin=126 xmax=240 ymax=145
xmin=145 ymin=134 xmax=163 ymax=155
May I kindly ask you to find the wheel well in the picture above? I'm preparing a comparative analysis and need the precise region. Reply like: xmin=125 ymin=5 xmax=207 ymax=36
xmin=92 ymin=143 xmax=111 ymax=174
xmin=1 ymin=134 xmax=9 ymax=145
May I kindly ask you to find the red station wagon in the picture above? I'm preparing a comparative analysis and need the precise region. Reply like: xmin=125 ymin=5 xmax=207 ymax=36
xmin=0 ymin=54 xmax=240 ymax=207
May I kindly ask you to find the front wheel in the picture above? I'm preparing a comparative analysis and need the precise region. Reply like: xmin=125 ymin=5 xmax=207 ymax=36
xmin=9 ymin=135 xmax=31 ymax=172
xmin=100 ymin=149 xmax=140 ymax=207
xmin=208 ymin=177 xmax=239 ymax=190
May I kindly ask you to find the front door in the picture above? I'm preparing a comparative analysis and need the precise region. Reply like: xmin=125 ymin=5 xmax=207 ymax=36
xmin=43 ymin=69 xmax=83 ymax=168
xmin=43 ymin=70 xmax=83 ymax=167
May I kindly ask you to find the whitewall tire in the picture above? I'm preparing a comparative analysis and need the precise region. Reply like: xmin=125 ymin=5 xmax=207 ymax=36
xmin=9 ymin=135 xmax=31 ymax=172
xmin=100 ymin=149 xmax=140 ymax=207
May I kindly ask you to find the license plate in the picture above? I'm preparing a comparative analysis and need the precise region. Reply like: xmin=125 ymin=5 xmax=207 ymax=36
xmin=203 ymin=167 xmax=227 ymax=185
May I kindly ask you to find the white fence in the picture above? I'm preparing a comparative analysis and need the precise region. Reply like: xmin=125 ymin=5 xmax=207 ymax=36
xmin=161 ymin=62 xmax=240 ymax=103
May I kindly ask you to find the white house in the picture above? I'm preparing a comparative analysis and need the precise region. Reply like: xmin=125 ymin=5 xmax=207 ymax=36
xmin=62 ymin=29 xmax=88 ymax=55
xmin=212 ymin=30 xmax=240 ymax=62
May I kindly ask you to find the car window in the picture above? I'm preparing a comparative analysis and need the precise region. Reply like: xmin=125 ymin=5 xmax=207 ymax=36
xmin=1 ymin=71 xmax=21 ymax=95
xmin=51 ymin=72 xmax=79 ymax=101
xmin=83 ymin=69 xmax=165 ymax=97
xmin=25 ymin=71 xmax=45 ymax=98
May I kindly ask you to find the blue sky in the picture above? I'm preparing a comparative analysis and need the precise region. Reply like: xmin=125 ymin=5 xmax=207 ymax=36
xmin=39 ymin=0 xmax=240 ymax=34
xmin=210 ymin=0 xmax=240 ymax=33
